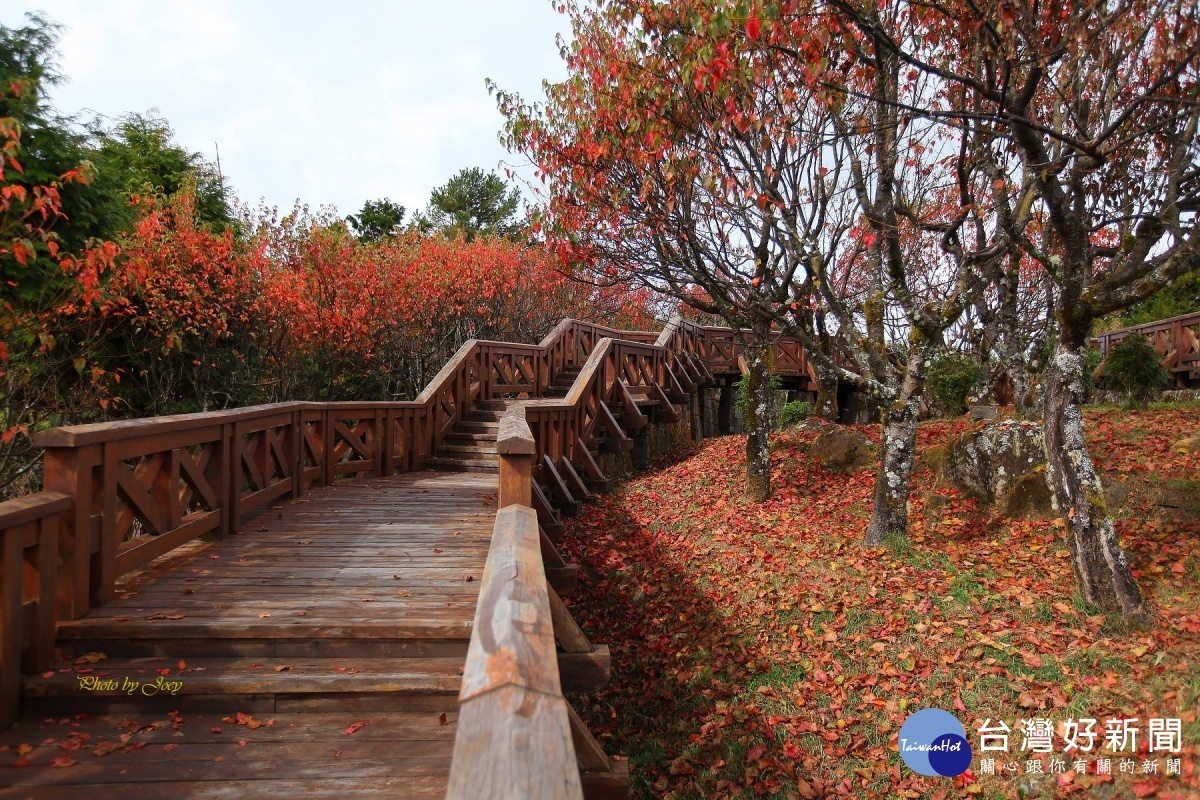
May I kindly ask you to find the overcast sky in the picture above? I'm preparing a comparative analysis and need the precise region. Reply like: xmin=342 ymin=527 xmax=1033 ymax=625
xmin=2 ymin=1 xmax=570 ymax=218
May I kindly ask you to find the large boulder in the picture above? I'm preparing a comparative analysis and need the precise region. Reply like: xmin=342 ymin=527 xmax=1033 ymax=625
xmin=798 ymin=419 xmax=878 ymax=472
xmin=942 ymin=420 xmax=1051 ymax=516
xmin=1173 ymin=434 xmax=1200 ymax=455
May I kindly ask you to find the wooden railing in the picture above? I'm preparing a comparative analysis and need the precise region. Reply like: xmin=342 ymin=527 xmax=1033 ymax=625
xmin=656 ymin=317 xmax=812 ymax=379
xmin=1 ymin=492 xmax=71 ymax=726
xmin=1093 ymin=310 xmax=1200 ymax=378
xmin=1 ymin=315 xmax=807 ymax=729
xmin=523 ymin=336 xmax=685 ymax=483
xmin=33 ymin=402 xmax=429 ymax=613
xmin=448 ymin=406 xmax=616 ymax=799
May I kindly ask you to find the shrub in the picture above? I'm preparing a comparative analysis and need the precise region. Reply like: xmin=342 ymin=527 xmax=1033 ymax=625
xmin=734 ymin=371 xmax=782 ymax=420
xmin=779 ymin=401 xmax=812 ymax=429
xmin=926 ymin=353 xmax=986 ymax=416
xmin=1099 ymin=335 xmax=1170 ymax=408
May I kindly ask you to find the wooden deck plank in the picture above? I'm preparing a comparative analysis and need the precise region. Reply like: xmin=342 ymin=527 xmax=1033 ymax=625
xmin=3 ymin=472 xmax=499 ymax=797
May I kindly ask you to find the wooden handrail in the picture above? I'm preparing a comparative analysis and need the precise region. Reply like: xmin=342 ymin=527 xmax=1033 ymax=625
xmin=1094 ymin=310 xmax=1200 ymax=342
xmin=1 ymin=491 xmax=73 ymax=727
xmin=448 ymin=406 xmax=584 ymax=799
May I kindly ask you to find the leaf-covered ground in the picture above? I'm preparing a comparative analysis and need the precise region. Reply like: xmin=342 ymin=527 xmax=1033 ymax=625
xmin=562 ymin=405 xmax=1200 ymax=799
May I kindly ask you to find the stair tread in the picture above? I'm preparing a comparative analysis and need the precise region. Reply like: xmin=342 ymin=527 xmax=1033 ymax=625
xmin=24 ymin=656 xmax=465 ymax=697
xmin=442 ymin=432 xmax=497 ymax=443
xmin=57 ymin=615 xmax=474 ymax=640
xmin=438 ymin=444 xmax=499 ymax=455
xmin=424 ymin=457 xmax=499 ymax=474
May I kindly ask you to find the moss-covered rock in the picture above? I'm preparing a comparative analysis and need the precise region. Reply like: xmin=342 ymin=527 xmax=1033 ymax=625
xmin=799 ymin=419 xmax=879 ymax=473
xmin=1172 ymin=434 xmax=1200 ymax=455
xmin=942 ymin=419 xmax=1047 ymax=508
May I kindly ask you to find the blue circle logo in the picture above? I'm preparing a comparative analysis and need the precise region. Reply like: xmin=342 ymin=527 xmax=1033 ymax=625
xmin=898 ymin=708 xmax=973 ymax=777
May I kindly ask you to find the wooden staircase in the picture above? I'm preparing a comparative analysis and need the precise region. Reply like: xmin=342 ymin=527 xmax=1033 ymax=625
xmin=546 ymin=365 xmax=583 ymax=397
xmin=425 ymin=399 xmax=524 ymax=474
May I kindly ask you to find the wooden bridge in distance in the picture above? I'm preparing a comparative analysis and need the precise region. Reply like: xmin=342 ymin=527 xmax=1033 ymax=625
xmin=0 ymin=317 xmax=813 ymax=799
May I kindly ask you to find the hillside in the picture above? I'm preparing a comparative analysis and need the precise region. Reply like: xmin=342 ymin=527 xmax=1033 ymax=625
xmin=562 ymin=406 xmax=1200 ymax=799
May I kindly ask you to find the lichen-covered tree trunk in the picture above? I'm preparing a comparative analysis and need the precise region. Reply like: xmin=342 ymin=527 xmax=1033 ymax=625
xmin=813 ymin=363 xmax=840 ymax=422
xmin=863 ymin=395 xmax=920 ymax=545
xmin=1008 ymin=362 xmax=1040 ymax=420
xmin=864 ymin=344 xmax=930 ymax=546
xmin=1042 ymin=332 xmax=1147 ymax=622
xmin=743 ymin=339 xmax=773 ymax=502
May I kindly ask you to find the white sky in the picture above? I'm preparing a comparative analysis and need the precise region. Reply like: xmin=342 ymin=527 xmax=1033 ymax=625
xmin=2 ymin=1 xmax=570 ymax=218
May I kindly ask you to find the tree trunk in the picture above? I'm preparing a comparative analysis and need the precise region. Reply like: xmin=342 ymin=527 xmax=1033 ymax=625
xmin=813 ymin=363 xmax=840 ymax=422
xmin=743 ymin=339 xmax=773 ymax=502
xmin=1008 ymin=362 xmax=1040 ymax=420
xmin=717 ymin=379 xmax=734 ymax=434
xmin=864 ymin=344 xmax=930 ymax=546
xmin=1042 ymin=332 xmax=1148 ymax=622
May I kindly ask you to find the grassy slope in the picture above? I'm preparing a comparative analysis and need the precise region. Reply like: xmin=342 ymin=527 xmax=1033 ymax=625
xmin=562 ymin=406 xmax=1200 ymax=800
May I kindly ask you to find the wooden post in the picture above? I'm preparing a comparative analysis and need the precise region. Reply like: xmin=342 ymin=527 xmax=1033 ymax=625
xmin=0 ymin=491 xmax=73 ymax=729
xmin=291 ymin=411 xmax=304 ymax=499
xmin=1 ymin=522 xmax=21 ymax=728
xmin=497 ymin=407 xmax=535 ymax=509
xmin=42 ymin=445 xmax=97 ymax=619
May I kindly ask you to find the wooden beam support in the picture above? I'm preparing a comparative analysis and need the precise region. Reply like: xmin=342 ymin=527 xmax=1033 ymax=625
xmin=540 ymin=527 xmax=567 ymax=568
xmin=596 ymin=401 xmax=633 ymax=454
xmin=546 ymin=563 xmax=579 ymax=594
xmin=664 ymin=367 xmax=690 ymax=403
xmin=549 ymin=586 xmax=593 ymax=653
xmin=615 ymin=382 xmax=647 ymax=430
xmin=558 ymin=457 xmax=592 ymax=502
xmin=582 ymin=761 xmax=631 ymax=800
xmin=532 ymin=483 xmax=564 ymax=542
xmin=595 ymin=400 xmax=626 ymax=439
xmin=574 ymin=437 xmax=606 ymax=482
xmin=690 ymin=352 xmax=715 ymax=385
xmin=558 ymin=644 xmax=611 ymax=692
xmin=650 ymin=382 xmax=680 ymax=423
xmin=671 ymin=356 xmax=696 ymax=392
xmin=542 ymin=456 xmax=581 ymax=517
xmin=568 ymin=701 xmax=612 ymax=774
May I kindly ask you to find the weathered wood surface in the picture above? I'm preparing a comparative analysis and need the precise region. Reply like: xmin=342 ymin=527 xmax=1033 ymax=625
xmin=0 ymin=472 xmax=496 ymax=798
xmin=0 ymin=312 xmax=829 ymax=794
xmin=0 ymin=710 xmax=459 ymax=798
xmin=447 ymin=504 xmax=583 ymax=799
xmin=54 ymin=473 xmax=495 ymax=645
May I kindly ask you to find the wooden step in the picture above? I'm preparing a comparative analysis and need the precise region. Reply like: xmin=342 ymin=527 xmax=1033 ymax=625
xmin=456 ymin=420 xmax=499 ymax=434
xmin=56 ymin=615 xmax=475 ymax=645
xmin=466 ymin=410 xmax=504 ymax=422
xmin=441 ymin=431 xmax=497 ymax=445
xmin=438 ymin=443 xmax=499 ymax=456
xmin=423 ymin=457 xmax=499 ymax=474
xmin=57 ymin=636 xmax=472 ymax=660
xmin=22 ymin=656 xmax=465 ymax=714
xmin=473 ymin=399 xmax=522 ymax=412
xmin=23 ymin=649 xmax=609 ymax=713
xmin=0 ymin=710 xmax=458 ymax=798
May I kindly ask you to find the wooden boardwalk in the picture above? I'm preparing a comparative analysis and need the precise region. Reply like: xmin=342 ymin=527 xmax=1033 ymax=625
xmin=2 ymin=315 xmax=797 ymax=798
xmin=1 ymin=472 xmax=495 ymax=799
